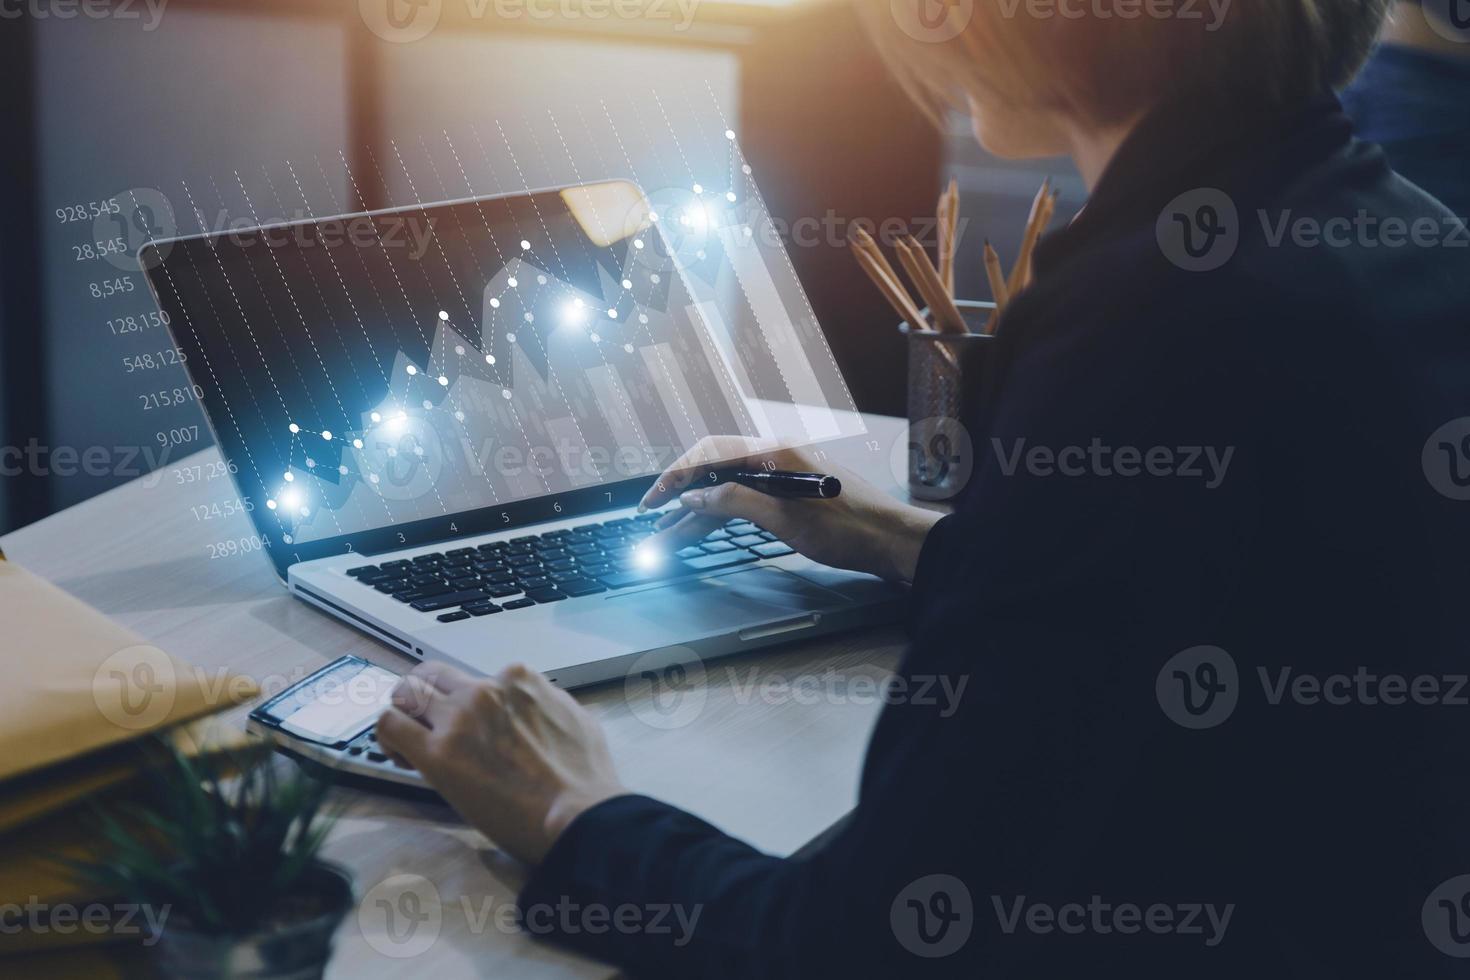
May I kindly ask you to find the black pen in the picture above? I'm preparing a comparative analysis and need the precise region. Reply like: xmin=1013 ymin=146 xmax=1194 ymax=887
xmin=730 ymin=470 xmax=842 ymax=499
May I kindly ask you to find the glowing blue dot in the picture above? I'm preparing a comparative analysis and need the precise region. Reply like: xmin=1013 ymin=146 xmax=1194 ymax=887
xmin=520 ymin=239 xmax=531 ymax=250
xmin=288 ymin=423 xmax=300 ymax=434
xmin=438 ymin=375 xmax=449 ymax=387
xmin=321 ymin=430 xmax=332 ymax=441
xmin=724 ymin=129 xmax=736 ymax=140
xmin=438 ymin=310 xmax=449 ymax=321
xmin=406 ymin=365 xmax=417 ymax=376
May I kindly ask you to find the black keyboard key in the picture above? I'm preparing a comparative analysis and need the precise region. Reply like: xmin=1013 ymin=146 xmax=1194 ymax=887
xmin=412 ymin=553 xmax=445 ymax=564
xmin=751 ymin=541 xmax=795 ymax=558
xmin=546 ymin=558 xmax=578 ymax=572
xmin=487 ymin=585 xmax=523 ymax=598
xmin=509 ymin=554 xmax=542 ymax=567
xmin=510 ymin=535 xmax=539 ymax=544
xmin=524 ymin=587 xmax=567 ymax=603
xmin=729 ymin=534 xmax=765 ymax=548
xmin=394 ymin=583 xmax=453 ymax=602
xmin=464 ymin=603 xmax=502 ymax=616
xmin=561 ymin=579 xmax=607 ymax=597
xmin=448 ymin=577 xmax=482 ymax=591
xmin=518 ymin=575 xmax=552 ymax=590
xmin=381 ymin=559 xmax=413 ymax=570
xmin=582 ymin=562 xmax=613 ymax=577
xmin=503 ymin=598 xmax=537 ymax=610
xmin=441 ymin=558 xmax=471 ymax=569
xmin=607 ymin=546 xmax=634 ymax=561
xmin=567 ymin=542 xmax=602 ymax=556
xmin=604 ymin=517 xmax=634 ymax=529
xmin=550 ymin=569 xmax=584 ymax=583
xmin=477 ymin=541 xmax=507 ymax=553
xmin=541 ymin=528 xmax=572 ymax=539
xmin=409 ymin=574 xmax=444 ymax=587
xmin=446 ymin=547 xmax=477 ymax=558
xmin=633 ymin=511 xmax=663 ymax=523
xmin=346 ymin=565 xmax=380 ymax=578
xmin=485 ymin=570 xmax=516 ymax=583
xmin=411 ymin=590 xmax=489 ymax=612
xmin=594 ymin=525 xmax=626 ymax=539
xmin=374 ymin=581 xmax=406 ymax=594
xmin=566 ymin=531 xmax=598 ymax=544
xmin=368 ymin=750 xmax=390 ymax=761
xmin=436 ymin=611 xmax=471 ymax=623
xmin=686 ymin=551 xmax=759 ymax=572
xmin=536 ymin=548 xmax=569 ymax=561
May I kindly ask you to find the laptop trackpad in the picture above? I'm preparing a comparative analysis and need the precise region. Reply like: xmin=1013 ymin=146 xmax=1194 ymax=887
xmin=600 ymin=566 xmax=848 ymax=636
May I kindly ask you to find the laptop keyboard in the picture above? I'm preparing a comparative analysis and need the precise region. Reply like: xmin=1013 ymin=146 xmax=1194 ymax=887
xmin=343 ymin=514 xmax=795 ymax=623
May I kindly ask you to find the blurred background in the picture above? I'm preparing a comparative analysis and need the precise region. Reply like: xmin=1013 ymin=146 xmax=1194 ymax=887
xmin=0 ymin=0 xmax=1082 ymax=534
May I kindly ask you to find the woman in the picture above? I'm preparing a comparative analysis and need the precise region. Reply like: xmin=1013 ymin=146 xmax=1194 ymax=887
xmin=377 ymin=0 xmax=1470 ymax=974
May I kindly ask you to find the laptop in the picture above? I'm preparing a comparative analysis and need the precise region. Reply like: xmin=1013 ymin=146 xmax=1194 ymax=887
xmin=138 ymin=179 xmax=904 ymax=688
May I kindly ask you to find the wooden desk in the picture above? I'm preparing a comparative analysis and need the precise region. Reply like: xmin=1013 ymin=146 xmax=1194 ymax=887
xmin=1 ymin=414 xmax=914 ymax=978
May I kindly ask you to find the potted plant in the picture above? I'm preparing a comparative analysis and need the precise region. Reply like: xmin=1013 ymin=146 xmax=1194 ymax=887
xmin=67 ymin=742 xmax=353 ymax=979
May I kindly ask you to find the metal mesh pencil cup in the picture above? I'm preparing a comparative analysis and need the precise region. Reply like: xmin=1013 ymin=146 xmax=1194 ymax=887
xmin=900 ymin=300 xmax=997 ymax=501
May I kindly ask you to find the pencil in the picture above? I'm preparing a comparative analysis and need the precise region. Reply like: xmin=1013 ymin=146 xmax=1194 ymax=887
xmin=852 ymin=243 xmax=930 ymax=331
xmin=938 ymin=178 xmax=958 ymax=297
xmin=1020 ymin=190 xmax=1060 ymax=291
xmin=982 ymin=240 xmax=1008 ymax=334
xmin=901 ymin=236 xmax=968 ymax=334
xmin=1006 ymin=178 xmax=1050 ymax=299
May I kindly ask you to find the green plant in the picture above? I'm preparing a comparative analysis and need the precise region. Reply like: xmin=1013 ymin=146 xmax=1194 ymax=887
xmin=66 ymin=740 xmax=338 ymax=936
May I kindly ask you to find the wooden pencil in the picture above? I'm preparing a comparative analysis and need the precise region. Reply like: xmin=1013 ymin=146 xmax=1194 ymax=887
xmin=1006 ymin=178 xmax=1050 ymax=299
xmin=901 ymin=236 xmax=968 ymax=334
xmin=982 ymin=240 xmax=1008 ymax=334
xmin=852 ymin=243 xmax=931 ymax=331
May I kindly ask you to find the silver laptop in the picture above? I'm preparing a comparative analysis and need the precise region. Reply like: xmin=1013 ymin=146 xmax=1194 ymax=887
xmin=139 ymin=180 xmax=903 ymax=688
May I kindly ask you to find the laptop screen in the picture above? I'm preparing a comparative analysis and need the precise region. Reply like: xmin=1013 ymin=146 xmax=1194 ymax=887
xmin=140 ymin=181 xmax=861 ymax=574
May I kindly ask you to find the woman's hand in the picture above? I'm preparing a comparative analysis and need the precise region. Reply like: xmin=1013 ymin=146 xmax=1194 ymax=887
xmin=639 ymin=436 xmax=943 ymax=583
xmin=376 ymin=661 xmax=627 ymax=866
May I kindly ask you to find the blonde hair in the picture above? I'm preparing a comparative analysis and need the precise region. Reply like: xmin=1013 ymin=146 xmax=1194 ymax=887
xmin=862 ymin=0 xmax=1392 ymax=126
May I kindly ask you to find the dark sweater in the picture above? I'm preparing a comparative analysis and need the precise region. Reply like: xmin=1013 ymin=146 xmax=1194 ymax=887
xmin=519 ymin=94 xmax=1470 ymax=976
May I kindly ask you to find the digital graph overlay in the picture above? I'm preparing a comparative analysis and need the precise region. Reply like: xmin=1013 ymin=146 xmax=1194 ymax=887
xmin=144 ymin=103 xmax=862 ymax=550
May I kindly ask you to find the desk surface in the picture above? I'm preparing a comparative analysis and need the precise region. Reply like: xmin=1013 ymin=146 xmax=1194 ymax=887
xmin=1 ymin=413 xmax=915 ymax=978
